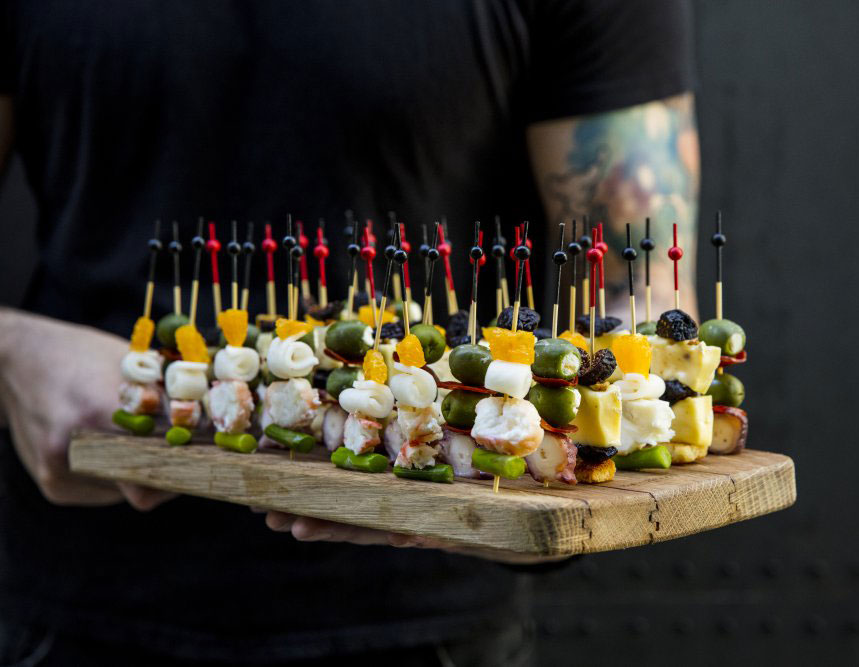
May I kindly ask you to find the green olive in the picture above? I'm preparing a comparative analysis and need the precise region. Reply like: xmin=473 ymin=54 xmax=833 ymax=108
xmin=527 ymin=384 xmax=580 ymax=427
xmin=298 ymin=329 xmax=315 ymax=350
xmin=440 ymin=390 xmax=485 ymax=428
xmin=218 ymin=323 xmax=261 ymax=349
xmin=411 ymin=324 xmax=446 ymax=364
xmin=326 ymin=366 xmax=362 ymax=400
xmin=156 ymin=313 xmax=190 ymax=349
xmin=636 ymin=321 xmax=657 ymax=336
xmin=448 ymin=344 xmax=493 ymax=386
xmin=707 ymin=372 xmax=745 ymax=407
xmin=532 ymin=338 xmax=580 ymax=380
xmin=699 ymin=318 xmax=746 ymax=355
xmin=325 ymin=320 xmax=371 ymax=359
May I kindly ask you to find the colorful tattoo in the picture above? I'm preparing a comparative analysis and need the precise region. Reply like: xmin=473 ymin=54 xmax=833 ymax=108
xmin=528 ymin=93 xmax=700 ymax=320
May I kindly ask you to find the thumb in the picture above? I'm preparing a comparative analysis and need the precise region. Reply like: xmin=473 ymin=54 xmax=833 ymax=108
xmin=117 ymin=482 xmax=178 ymax=512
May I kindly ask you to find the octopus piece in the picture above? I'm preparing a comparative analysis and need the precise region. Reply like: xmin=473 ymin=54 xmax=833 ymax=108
xmin=526 ymin=432 xmax=577 ymax=484
xmin=120 ymin=350 xmax=163 ymax=384
xmin=165 ymin=361 xmax=210 ymax=401
xmin=264 ymin=378 xmax=320 ymax=430
xmin=266 ymin=337 xmax=318 ymax=379
xmin=437 ymin=431 xmax=484 ymax=479
xmin=383 ymin=414 xmax=404 ymax=461
xmin=214 ymin=345 xmax=260 ymax=383
xmin=470 ymin=396 xmax=544 ymax=457
xmin=169 ymin=399 xmax=202 ymax=429
xmin=343 ymin=413 xmax=382 ymax=455
xmin=338 ymin=380 xmax=394 ymax=420
xmin=119 ymin=381 xmax=162 ymax=416
xmin=396 ymin=404 xmax=443 ymax=444
xmin=209 ymin=380 xmax=255 ymax=434
xmin=389 ymin=363 xmax=437 ymax=408
xmin=322 ymin=405 xmax=349 ymax=452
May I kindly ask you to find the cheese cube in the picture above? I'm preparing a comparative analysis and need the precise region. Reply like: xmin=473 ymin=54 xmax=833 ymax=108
xmin=650 ymin=338 xmax=721 ymax=394
xmin=571 ymin=384 xmax=622 ymax=447
xmin=669 ymin=395 xmax=713 ymax=449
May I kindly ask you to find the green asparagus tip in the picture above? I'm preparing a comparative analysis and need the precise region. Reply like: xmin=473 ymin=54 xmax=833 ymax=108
xmin=331 ymin=447 xmax=388 ymax=473
xmin=165 ymin=426 xmax=192 ymax=446
xmin=393 ymin=464 xmax=454 ymax=483
xmin=612 ymin=444 xmax=672 ymax=470
xmin=214 ymin=431 xmax=258 ymax=454
xmin=112 ymin=410 xmax=155 ymax=436
xmin=472 ymin=448 xmax=526 ymax=480
xmin=263 ymin=424 xmax=316 ymax=453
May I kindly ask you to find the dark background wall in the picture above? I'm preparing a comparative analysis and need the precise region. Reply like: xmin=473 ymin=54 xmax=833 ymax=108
xmin=1 ymin=0 xmax=857 ymax=663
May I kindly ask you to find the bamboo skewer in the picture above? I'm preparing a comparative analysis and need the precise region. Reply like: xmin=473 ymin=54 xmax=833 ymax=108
xmin=262 ymin=223 xmax=277 ymax=318
xmin=421 ymin=223 xmax=441 ymax=327
xmin=467 ymin=221 xmax=484 ymax=344
xmin=640 ymin=217 xmax=654 ymax=324
xmin=314 ymin=221 xmax=329 ymax=308
xmin=345 ymin=212 xmax=360 ymax=319
xmin=169 ymin=221 xmax=183 ymax=316
xmin=399 ymin=223 xmax=413 ymax=324
xmin=669 ymin=223 xmax=683 ymax=310
xmin=207 ymin=222 xmax=223 ymax=322
xmin=437 ymin=224 xmax=458 ymax=316
xmin=622 ymin=224 xmax=638 ymax=335
xmin=189 ymin=219 xmax=205 ymax=326
xmin=283 ymin=215 xmax=297 ymax=320
xmin=551 ymin=222 xmax=567 ymax=339
xmin=566 ymin=219 xmax=581 ymax=332
xmin=296 ymin=221 xmax=311 ymax=303
xmin=142 ymin=220 xmax=161 ymax=320
xmin=580 ymin=217 xmax=592 ymax=315
xmin=241 ymin=223 xmax=254 ymax=313
xmin=228 ymin=221 xmax=240 ymax=311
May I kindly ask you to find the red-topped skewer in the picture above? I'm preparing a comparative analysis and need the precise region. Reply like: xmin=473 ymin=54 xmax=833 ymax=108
xmin=436 ymin=224 xmax=458 ymax=315
xmin=361 ymin=225 xmax=378 ymax=327
xmin=399 ymin=223 xmax=413 ymax=322
xmin=261 ymin=223 xmax=278 ymax=319
xmin=207 ymin=222 xmax=222 ymax=322
xmin=668 ymin=222 xmax=683 ymax=309
xmin=314 ymin=220 xmax=329 ymax=308
xmin=586 ymin=240 xmax=603 ymax=357
xmin=595 ymin=222 xmax=608 ymax=319
xmin=297 ymin=220 xmax=311 ymax=304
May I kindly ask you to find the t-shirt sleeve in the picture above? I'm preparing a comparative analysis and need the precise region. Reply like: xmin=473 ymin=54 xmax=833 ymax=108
xmin=526 ymin=0 xmax=695 ymax=122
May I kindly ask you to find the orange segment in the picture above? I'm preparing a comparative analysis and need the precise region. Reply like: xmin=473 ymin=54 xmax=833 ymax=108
xmin=396 ymin=334 xmax=426 ymax=367
xmin=363 ymin=349 xmax=388 ymax=384
xmin=559 ymin=330 xmax=588 ymax=350
xmin=129 ymin=316 xmax=155 ymax=352
xmin=175 ymin=324 xmax=210 ymax=363
xmin=358 ymin=305 xmax=395 ymax=328
xmin=276 ymin=317 xmax=312 ymax=340
xmin=612 ymin=333 xmax=652 ymax=377
xmin=488 ymin=328 xmax=535 ymax=365
xmin=218 ymin=308 xmax=248 ymax=347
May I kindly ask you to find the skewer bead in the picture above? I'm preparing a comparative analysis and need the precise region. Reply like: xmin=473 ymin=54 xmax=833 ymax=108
xmin=514 ymin=245 xmax=530 ymax=261
xmin=169 ymin=239 xmax=182 ymax=254
xmin=640 ymin=237 xmax=655 ymax=251
xmin=553 ymin=250 xmax=568 ymax=265
xmin=491 ymin=244 xmax=504 ymax=258
xmin=347 ymin=242 xmax=361 ymax=257
xmin=191 ymin=234 xmax=205 ymax=250
xmin=668 ymin=246 xmax=684 ymax=261
xmin=470 ymin=246 xmax=484 ymax=260
xmin=580 ymin=234 xmax=592 ymax=250
xmin=427 ymin=247 xmax=440 ymax=261
xmin=566 ymin=241 xmax=581 ymax=255
xmin=393 ymin=249 xmax=408 ymax=264
xmin=227 ymin=240 xmax=241 ymax=255
xmin=313 ymin=244 xmax=329 ymax=258
xmin=205 ymin=238 xmax=220 ymax=253
xmin=438 ymin=241 xmax=451 ymax=257
xmin=243 ymin=240 xmax=255 ymax=254
xmin=282 ymin=235 xmax=297 ymax=249
xmin=711 ymin=232 xmax=727 ymax=246
xmin=595 ymin=240 xmax=608 ymax=254
xmin=291 ymin=246 xmax=303 ymax=258
xmin=385 ymin=244 xmax=396 ymax=260
xmin=360 ymin=246 xmax=376 ymax=261
xmin=419 ymin=243 xmax=430 ymax=258
xmin=622 ymin=247 xmax=637 ymax=261
xmin=586 ymin=247 xmax=603 ymax=263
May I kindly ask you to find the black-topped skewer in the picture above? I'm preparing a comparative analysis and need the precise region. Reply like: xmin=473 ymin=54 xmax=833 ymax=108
xmin=566 ymin=219 xmax=581 ymax=333
xmin=579 ymin=216 xmax=592 ymax=315
xmin=468 ymin=221 xmax=484 ymax=344
xmin=169 ymin=221 xmax=183 ymax=316
xmin=551 ymin=222 xmax=567 ymax=338
xmin=227 ymin=220 xmax=242 ymax=311
xmin=282 ymin=214 xmax=297 ymax=319
xmin=492 ymin=216 xmax=510 ymax=315
xmin=189 ymin=218 xmax=205 ymax=326
xmin=711 ymin=210 xmax=726 ymax=320
xmin=640 ymin=217 xmax=655 ymax=324
xmin=421 ymin=222 xmax=441 ymax=326
xmin=241 ymin=222 xmax=255 ymax=312
xmin=622 ymin=223 xmax=638 ymax=334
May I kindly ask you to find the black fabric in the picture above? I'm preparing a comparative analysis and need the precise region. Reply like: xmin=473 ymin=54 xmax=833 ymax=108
xmin=0 ymin=0 xmax=693 ymax=660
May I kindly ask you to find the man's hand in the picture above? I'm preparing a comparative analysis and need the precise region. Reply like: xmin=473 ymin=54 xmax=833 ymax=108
xmin=264 ymin=511 xmax=569 ymax=565
xmin=0 ymin=308 xmax=175 ymax=510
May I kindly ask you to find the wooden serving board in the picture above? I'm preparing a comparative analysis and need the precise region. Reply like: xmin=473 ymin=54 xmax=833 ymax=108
xmin=69 ymin=431 xmax=796 ymax=556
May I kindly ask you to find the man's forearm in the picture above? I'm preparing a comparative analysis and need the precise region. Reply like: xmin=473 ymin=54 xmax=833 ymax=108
xmin=527 ymin=93 xmax=700 ymax=320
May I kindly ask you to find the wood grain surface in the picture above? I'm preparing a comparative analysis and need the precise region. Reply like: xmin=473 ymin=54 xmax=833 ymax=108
xmin=69 ymin=431 xmax=796 ymax=556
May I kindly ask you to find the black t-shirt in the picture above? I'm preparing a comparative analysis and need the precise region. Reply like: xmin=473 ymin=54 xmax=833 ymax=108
xmin=0 ymin=0 xmax=693 ymax=660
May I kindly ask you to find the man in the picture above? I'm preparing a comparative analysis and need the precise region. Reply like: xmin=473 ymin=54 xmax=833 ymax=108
xmin=0 ymin=1 xmax=698 ymax=664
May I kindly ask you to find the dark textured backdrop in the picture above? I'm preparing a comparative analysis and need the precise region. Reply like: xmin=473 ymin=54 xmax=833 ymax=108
xmin=2 ymin=1 xmax=857 ymax=663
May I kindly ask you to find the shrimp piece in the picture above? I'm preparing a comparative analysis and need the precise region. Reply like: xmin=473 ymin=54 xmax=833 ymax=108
xmin=470 ymin=396 xmax=543 ymax=457
xmin=396 ymin=404 xmax=443 ymax=444
xmin=526 ymin=432 xmax=577 ymax=485
xmin=395 ymin=441 xmax=440 ymax=469
xmin=343 ymin=413 xmax=382 ymax=455
xmin=169 ymin=399 xmax=201 ymax=428
xmin=264 ymin=378 xmax=320 ymax=430
xmin=209 ymin=380 xmax=254 ymax=434
xmin=119 ymin=381 xmax=161 ymax=416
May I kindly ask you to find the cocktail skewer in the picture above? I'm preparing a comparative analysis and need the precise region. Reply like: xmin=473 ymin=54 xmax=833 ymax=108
xmin=361 ymin=224 xmax=379 ymax=328
xmin=207 ymin=222 xmax=222 ymax=321
xmin=622 ymin=223 xmax=638 ymax=334
xmin=551 ymin=222 xmax=567 ymax=338
xmin=297 ymin=220 xmax=311 ymax=303
xmin=282 ymin=214 xmax=296 ymax=320
xmin=467 ymin=221 xmax=484 ymax=344
xmin=491 ymin=217 xmax=509 ymax=315
xmin=261 ymin=223 xmax=278 ymax=318
xmin=314 ymin=220 xmax=329 ymax=308
xmin=668 ymin=222 xmax=683 ymax=310
xmin=345 ymin=217 xmax=360 ymax=319
xmin=228 ymin=220 xmax=241 ymax=311
xmin=586 ymin=236 xmax=603 ymax=358
xmin=142 ymin=220 xmax=161 ymax=322
xmin=388 ymin=212 xmax=403 ymax=304
xmin=241 ymin=222 xmax=255 ymax=312
xmin=566 ymin=219 xmax=581 ymax=332
xmin=712 ymin=210 xmax=725 ymax=320
xmin=437 ymin=224 xmax=458 ymax=315
xmin=580 ymin=217 xmax=592 ymax=314
xmin=399 ymin=223 xmax=413 ymax=323
xmin=189 ymin=219 xmax=205 ymax=326
xmin=595 ymin=222 xmax=608 ymax=319
xmin=169 ymin=221 xmax=183 ymax=316
xmin=421 ymin=223 xmax=441 ymax=326
xmin=640 ymin=217 xmax=654 ymax=324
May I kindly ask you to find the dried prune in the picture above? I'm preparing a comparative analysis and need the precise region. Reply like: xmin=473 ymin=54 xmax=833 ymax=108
xmin=308 ymin=300 xmax=343 ymax=322
xmin=575 ymin=315 xmax=622 ymax=337
xmin=310 ymin=369 xmax=331 ymax=391
xmin=445 ymin=310 xmax=471 ymax=348
xmin=533 ymin=327 xmax=553 ymax=340
xmin=660 ymin=380 xmax=698 ymax=405
xmin=576 ymin=444 xmax=618 ymax=463
xmin=577 ymin=348 xmax=617 ymax=386
xmin=375 ymin=320 xmax=405 ymax=342
xmin=656 ymin=309 xmax=698 ymax=341
xmin=497 ymin=306 xmax=540 ymax=332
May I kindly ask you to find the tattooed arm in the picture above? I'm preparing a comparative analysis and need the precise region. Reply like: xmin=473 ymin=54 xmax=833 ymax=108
xmin=527 ymin=93 xmax=700 ymax=322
